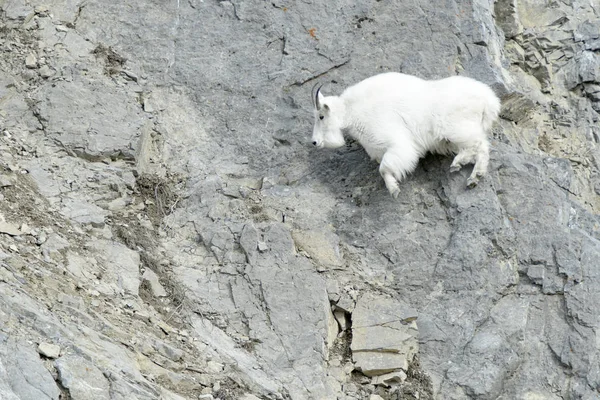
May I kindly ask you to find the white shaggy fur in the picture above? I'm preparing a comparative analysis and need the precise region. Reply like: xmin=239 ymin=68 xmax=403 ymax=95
xmin=311 ymin=72 xmax=501 ymax=198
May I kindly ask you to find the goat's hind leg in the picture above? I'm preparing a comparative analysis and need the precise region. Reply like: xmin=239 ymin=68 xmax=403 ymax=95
xmin=466 ymin=139 xmax=490 ymax=188
xmin=449 ymin=147 xmax=478 ymax=173
xmin=446 ymin=124 xmax=490 ymax=187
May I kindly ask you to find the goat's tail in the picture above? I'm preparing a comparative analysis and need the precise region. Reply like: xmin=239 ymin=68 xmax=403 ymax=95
xmin=481 ymin=91 xmax=501 ymax=133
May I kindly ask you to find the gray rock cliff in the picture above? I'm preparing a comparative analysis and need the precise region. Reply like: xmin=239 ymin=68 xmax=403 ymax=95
xmin=1 ymin=0 xmax=600 ymax=399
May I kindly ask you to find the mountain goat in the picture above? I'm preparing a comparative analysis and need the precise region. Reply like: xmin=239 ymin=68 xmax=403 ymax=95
xmin=310 ymin=72 xmax=500 ymax=198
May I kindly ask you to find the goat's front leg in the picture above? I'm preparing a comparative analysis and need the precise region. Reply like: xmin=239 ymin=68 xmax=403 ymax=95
xmin=379 ymin=148 xmax=419 ymax=198
xmin=381 ymin=169 xmax=401 ymax=198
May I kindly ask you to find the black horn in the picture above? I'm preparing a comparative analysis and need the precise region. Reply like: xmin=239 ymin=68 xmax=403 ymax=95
xmin=311 ymin=82 xmax=324 ymax=110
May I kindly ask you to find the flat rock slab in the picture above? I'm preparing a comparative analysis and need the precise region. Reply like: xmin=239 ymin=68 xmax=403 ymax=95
xmin=60 ymin=198 xmax=108 ymax=227
xmin=353 ymin=352 xmax=411 ymax=377
xmin=35 ymin=81 xmax=143 ymax=160
xmin=351 ymin=293 xmax=418 ymax=377
xmin=292 ymin=229 xmax=343 ymax=267
xmin=351 ymin=325 xmax=416 ymax=353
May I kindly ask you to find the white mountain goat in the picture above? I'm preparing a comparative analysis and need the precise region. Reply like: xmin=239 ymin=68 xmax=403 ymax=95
xmin=310 ymin=72 xmax=501 ymax=197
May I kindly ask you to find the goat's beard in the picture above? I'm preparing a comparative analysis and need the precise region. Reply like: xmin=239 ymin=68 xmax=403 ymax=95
xmin=322 ymin=133 xmax=346 ymax=148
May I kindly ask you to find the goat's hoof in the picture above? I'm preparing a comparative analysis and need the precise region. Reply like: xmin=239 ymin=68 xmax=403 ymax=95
xmin=449 ymin=165 xmax=461 ymax=173
xmin=466 ymin=177 xmax=479 ymax=188
xmin=389 ymin=188 xmax=401 ymax=199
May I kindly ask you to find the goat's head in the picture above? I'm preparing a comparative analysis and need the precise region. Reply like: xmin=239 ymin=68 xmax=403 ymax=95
xmin=311 ymin=83 xmax=345 ymax=149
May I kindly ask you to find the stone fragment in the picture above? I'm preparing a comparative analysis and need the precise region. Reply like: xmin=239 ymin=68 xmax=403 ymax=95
xmin=353 ymin=351 xmax=410 ymax=377
xmin=25 ymin=54 xmax=37 ymax=69
xmin=0 ymin=175 xmax=12 ymax=188
xmin=121 ymin=70 xmax=139 ymax=81
xmin=38 ymin=343 xmax=61 ymax=359
xmin=19 ymin=223 xmax=30 ymax=234
xmin=39 ymin=65 xmax=55 ymax=78
xmin=33 ymin=5 xmax=49 ymax=15
xmin=371 ymin=370 xmax=407 ymax=386
xmin=143 ymin=97 xmax=154 ymax=112
xmin=327 ymin=306 xmax=339 ymax=349
xmin=334 ymin=309 xmax=349 ymax=331
xmin=335 ymin=292 xmax=356 ymax=313
xmin=55 ymin=355 xmax=110 ymax=400
xmin=221 ymin=183 xmax=240 ymax=198
xmin=0 ymin=221 xmax=23 ymax=236
xmin=257 ymin=241 xmax=268 ymax=252
xmin=141 ymin=269 xmax=168 ymax=297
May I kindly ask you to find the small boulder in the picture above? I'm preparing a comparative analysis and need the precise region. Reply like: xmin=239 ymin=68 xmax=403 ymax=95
xmin=38 ymin=342 xmax=61 ymax=359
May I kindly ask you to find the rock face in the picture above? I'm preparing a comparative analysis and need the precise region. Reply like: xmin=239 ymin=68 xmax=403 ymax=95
xmin=1 ymin=0 xmax=600 ymax=399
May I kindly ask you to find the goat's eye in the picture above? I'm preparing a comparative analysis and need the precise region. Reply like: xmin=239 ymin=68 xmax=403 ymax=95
xmin=319 ymin=115 xmax=324 ymax=120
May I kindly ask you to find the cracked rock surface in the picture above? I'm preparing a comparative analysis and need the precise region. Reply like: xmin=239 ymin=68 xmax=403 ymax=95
xmin=1 ymin=0 xmax=600 ymax=399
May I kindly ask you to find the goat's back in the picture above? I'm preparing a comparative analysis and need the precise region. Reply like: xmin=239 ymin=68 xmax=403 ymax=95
xmin=340 ymin=72 xmax=499 ymax=153
xmin=341 ymin=72 xmax=427 ymax=109
xmin=342 ymin=73 xmax=499 ymax=124
xmin=429 ymin=76 xmax=500 ymax=126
